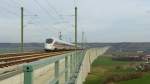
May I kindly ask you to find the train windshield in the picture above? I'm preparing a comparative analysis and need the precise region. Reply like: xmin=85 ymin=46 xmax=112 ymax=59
xmin=46 ymin=39 xmax=53 ymax=44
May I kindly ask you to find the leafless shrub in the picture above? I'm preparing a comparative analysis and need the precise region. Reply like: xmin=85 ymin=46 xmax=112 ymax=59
xmin=103 ymin=72 xmax=143 ymax=84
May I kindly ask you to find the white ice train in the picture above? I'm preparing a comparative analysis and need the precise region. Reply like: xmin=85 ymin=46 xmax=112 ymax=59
xmin=44 ymin=38 xmax=76 ymax=51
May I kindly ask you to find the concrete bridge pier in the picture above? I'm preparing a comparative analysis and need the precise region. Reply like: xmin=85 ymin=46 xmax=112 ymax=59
xmin=76 ymin=47 xmax=109 ymax=84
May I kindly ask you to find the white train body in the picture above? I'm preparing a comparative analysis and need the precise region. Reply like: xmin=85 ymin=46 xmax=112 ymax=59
xmin=44 ymin=38 xmax=75 ymax=51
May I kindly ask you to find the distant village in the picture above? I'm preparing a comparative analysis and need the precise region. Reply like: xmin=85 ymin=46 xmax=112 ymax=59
xmin=112 ymin=51 xmax=150 ymax=61
xmin=112 ymin=50 xmax=150 ymax=71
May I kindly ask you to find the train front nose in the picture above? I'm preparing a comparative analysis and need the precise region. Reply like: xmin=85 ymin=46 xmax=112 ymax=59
xmin=45 ymin=38 xmax=55 ymax=50
xmin=45 ymin=44 xmax=55 ymax=50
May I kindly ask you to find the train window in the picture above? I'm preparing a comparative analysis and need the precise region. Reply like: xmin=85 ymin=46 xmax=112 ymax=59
xmin=46 ymin=39 xmax=53 ymax=43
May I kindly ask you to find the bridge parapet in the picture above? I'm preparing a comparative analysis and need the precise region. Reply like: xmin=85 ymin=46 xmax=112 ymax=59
xmin=23 ymin=50 xmax=85 ymax=84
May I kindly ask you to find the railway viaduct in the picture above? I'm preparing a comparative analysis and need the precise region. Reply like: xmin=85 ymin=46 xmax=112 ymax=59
xmin=0 ymin=47 xmax=109 ymax=84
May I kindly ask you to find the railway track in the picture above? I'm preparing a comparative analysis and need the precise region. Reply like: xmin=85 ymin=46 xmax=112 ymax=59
xmin=0 ymin=51 xmax=71 ymax=68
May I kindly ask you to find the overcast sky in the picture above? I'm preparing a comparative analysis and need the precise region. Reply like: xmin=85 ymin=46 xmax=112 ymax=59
xmin=0 ymin=0 xmax=150 ymax=43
